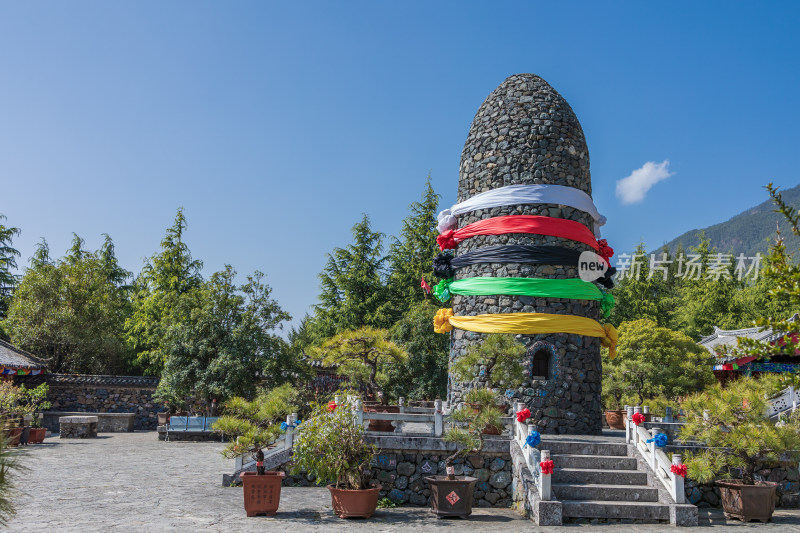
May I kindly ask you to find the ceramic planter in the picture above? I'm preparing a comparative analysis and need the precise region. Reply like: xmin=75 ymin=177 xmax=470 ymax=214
xmin=3 ymin=427 xmax=23 ymax=447
xmin=240 ymin=471 xmax=285 ymax=517
xmin=28 ymin=428 xmax=46 ymax=444
xmin=425 ymin=476 xmax=477 ymax=519
xmin=605 ymin=410 xmax=626 ymax=429
xmin=327 ymin=485 xmax=382 ymax=518
xmin=716 ymin=479 xmax=777 ymax=522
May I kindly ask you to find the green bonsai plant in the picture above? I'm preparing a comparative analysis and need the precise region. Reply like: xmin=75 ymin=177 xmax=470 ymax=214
xmin=20 ymin=384 xmax=50 ymax=428
xmin=450 ymin=334 xmax=526 ymax=394
xmin=213 ymin=384 xmax=298 ymax=474
xmin=0 ymin=383 xmax=23 ymax=428
xmin=291 ymin=398 xmax=377 ymax=490
xmin=313 ymin=327 xmax=408 ymax=405
xmin=443 ymin=388 xmax=503 ymax=475
xmin=680 ymin=375 xmax=800 ymax=485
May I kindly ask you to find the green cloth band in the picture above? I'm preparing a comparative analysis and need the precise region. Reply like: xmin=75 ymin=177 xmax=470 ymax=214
xmin=433 ymin=277 xmax=615 ymax=317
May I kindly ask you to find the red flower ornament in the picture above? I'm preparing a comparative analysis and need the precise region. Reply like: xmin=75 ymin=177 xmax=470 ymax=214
xmin=670 ymin=463 xmax=687 ymax=478
xmin=327 ymin=401 xmax=337 ymax=412
xmin=516 ymin=408 xmax=531 ymax=423
xmin=632 ymin=413 xmax=646 ymax=426
xmin=539 ymin=460 xmax=554 ymax=475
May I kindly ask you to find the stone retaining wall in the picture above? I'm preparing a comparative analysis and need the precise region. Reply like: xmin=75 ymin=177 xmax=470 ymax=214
xmin=274 ymin=449 xmax=514 ymax=508
xmin=46 ymin=374 xmax=163 ymax=430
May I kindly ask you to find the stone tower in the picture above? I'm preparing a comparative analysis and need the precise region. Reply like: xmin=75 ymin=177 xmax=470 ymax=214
xmin=448 ymin=74 xmax=602 ymax=435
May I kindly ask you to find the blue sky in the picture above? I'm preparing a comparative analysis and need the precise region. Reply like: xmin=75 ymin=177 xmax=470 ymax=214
xmin=2 ymin=2 xmax=799 ymax=330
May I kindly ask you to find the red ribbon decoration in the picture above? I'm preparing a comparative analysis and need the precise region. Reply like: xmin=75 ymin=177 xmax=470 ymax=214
xmin=670 ymin=463 xmax=687 ymax=478
xmin=540 ymin=460 xmax=554 ymax=475
xmin=632 ymin=413 xmax=646 ymax=426
xmin=327 ymin=401 xmax=337 ymax=412
xmin=436 ymin=215 xmax=613 ymax=262
xmin=256 ymin=461 xmax=264 ymax=467
xmin=420 ymin=278 xmax=432 ymax=294
xmin=516 ymin=408 xmax=531 ymax=423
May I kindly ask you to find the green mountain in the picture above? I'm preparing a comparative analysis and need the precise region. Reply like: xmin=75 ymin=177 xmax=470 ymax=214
xmin=659 ymin=183 xmax=800 ymax=257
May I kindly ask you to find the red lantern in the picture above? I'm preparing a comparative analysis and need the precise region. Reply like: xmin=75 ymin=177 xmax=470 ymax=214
xmin=516 ymin=408 xmax=531 ymax=423
xmin=632 ymin=413 xmax=646 ymax=426
xmin=539 ymin=460 xmax=554 ymax=475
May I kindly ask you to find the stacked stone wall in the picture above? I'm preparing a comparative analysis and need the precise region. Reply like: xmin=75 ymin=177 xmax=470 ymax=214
xmin=274 ymin=450 xmax=514 ymax=508
xmin=449 ymin=73 xmax=602 ymax=434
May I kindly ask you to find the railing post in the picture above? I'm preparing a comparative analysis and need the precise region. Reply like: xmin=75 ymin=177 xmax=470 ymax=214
xmin=703 ymin=409 xmax=709 ymax=423
xmin=648 ymin=428 xmax=661 ymax=471
xmin=664 ymin=406 xmax=673 ymax=423
xmin=791 ymin=386 xmax=797 ymax=412
xmin=335 ymin=395 xmax=341 ymax=406
xmin=540 ymin=449 xmax=552 ymax=501
xmin=625 ymin=405 xmax=634 ymax=443
xmin=672 ymin=453 xmax=685 ymax=503
xmin=354 ymin=399 xmax=364 ymax=427
xmin=434 ymin=399 xmax=443 ymax=437
xmin=399 ymin=397 xmax=405 ymax=414
xmin=285 ymin=414 xmax=294 ymax=449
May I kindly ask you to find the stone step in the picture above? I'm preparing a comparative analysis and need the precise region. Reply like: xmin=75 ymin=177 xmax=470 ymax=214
xmin=552 ymin=483 xmax=659 ymax=502
xmin=552 ymin=468 xmax=649 ymax=486
xmin=552 ymin=454 xmax=638 ymax=471
xmin=541 ymin=440 xmax=628 ymax=457
xmin=561 ymin=500 xmax=670 ymax=521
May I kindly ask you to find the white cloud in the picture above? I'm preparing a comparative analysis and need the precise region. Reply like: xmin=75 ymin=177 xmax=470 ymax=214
xmin=615 ymin=160 xmax=674 ymax=205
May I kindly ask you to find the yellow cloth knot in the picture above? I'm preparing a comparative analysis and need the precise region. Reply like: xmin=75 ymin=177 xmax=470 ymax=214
xmin=601 ymin=323 xmax=618 ymax=359
xmin=433 ymin=308 xmax=454 ymax=333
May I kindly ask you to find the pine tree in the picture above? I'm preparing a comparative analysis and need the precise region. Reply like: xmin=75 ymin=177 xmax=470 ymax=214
xmin=0 ymin=214 xmax=21 ymax=323
xmin=313 ymin=214 xmax=389 ymax=335
xmin=125 ymin=208 xmax=203 ymax=374
xmin=385 ymin=176 xmax=441 ymax=320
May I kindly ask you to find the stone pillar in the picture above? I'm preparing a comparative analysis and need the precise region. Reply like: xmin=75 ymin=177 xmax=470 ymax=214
xmin=449 ymin=73 xmax=602 ymax=435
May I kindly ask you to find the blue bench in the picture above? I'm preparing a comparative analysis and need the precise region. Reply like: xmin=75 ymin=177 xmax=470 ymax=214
xmin=166 ymin=416 xmax=222 ymax=441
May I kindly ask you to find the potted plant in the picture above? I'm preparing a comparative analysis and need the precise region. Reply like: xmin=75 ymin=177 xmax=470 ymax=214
xmin=426 ymin=399 xmax=503 ymax=518
xmin=291 ymin=397 xmax=381 ymax=519
xmin=680 ymin=375 xmax=800 ymax=522
xmin=0 ymin=383 xmax=24 ymax=447
xmin=601 ymin=368 xmax=627 ymax=429
xmin=21 ymin=384 xmax=50 ymax=444
xmin=213 ymin=384 xmax=298 ymax=517
xmin=313 ymin=327 xmax=408 ymax=432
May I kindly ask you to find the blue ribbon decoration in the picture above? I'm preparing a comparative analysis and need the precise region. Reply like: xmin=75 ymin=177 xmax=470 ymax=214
xmin=645 ymin=433 xmax=668 ymax=448
xmin=280 ymin=421 xmax=288 ymax=431
xmin=523 ymin=430 xmax=541 ymax=448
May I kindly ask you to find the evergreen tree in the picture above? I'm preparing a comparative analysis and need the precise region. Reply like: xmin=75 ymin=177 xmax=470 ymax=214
xmin=7 ymin=235 xmax=134 ymax=373
xmin=0 ymin=214 xmax=21 ymax=325
xmin=313 ymin=214 xmax=389 ymax=335
xmin=385 ymin=176 xmax=441 ymax=320
xmin=125 ymin=208 xmax=203 ymax=375
xmin=609 ymin=242 xmax=677 ymax=328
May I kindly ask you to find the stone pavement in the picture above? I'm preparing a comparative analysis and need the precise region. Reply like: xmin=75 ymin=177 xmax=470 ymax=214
xmin=10 ymin=432 xmax=800 ymax=532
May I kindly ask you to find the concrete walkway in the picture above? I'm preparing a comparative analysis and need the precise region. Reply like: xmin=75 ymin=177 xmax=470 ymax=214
xmin=9 ymin=432 xmax=800 ymax=532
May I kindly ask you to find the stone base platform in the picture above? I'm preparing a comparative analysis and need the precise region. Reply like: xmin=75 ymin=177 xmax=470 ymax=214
xmin=59 ymin=416 xmax=98 ymax=438
xmin=44 ymin=411 xmax=135 ymax=433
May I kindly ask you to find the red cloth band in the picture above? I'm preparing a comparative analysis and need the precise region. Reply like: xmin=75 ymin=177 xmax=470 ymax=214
xmin=436 ymin=215 xmax=613 ymax=261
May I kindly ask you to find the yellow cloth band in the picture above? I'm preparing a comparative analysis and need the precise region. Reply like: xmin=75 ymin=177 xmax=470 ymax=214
xmin=435 ymin=310 xmax=618 ymax=359
xmin=434 ymin=308 xmax=454 ymax=333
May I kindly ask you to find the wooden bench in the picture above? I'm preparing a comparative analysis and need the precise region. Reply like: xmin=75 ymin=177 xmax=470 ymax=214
xmin=59 ymin=416 xmax=98 ymax=438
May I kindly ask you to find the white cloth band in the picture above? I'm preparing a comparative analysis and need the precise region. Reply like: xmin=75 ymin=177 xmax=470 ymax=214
xmin=437 ymin=183 xmax=606 ymax=236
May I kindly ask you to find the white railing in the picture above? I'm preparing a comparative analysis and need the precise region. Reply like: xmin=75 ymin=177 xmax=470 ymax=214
xmin=626 ymin=406 xmax=685 ymax=504
xmin=512 ymin=401 xmax=550 ymax=501
xmin=768 ymin=385 xmax=798 ymax=418
xmin=235 ymin=413 xmax=298 ymax=472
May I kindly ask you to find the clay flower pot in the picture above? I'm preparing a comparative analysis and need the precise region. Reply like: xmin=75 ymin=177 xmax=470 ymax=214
xmin=4 ymin=427 xmax=23 ymax=447
xmin=327 ymin=485 xmax=382 ymax=518
xmin=28 ymin=427 xmax=46 ymax=444
xmin=240 ymin=471 xmax=285 ymax=517
xmin=425 ymin=476 xmax=477 ymax=519
xmin=605 ymin=410 xmax=626 ymax=430
xmin=716 ymin=479 xmax=778 ymax=522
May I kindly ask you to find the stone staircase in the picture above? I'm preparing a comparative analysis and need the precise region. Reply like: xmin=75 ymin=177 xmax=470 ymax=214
xmin=544 ymin=439 xmax=673 ymax=523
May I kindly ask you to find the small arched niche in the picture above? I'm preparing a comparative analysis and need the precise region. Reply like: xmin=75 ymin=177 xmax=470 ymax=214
xmin=529 ymin=342 xmax=556 ymax=381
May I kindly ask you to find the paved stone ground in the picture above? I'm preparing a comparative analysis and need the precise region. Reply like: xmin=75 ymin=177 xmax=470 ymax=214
xmin=10 ymin=432 xmax=800 ymax=532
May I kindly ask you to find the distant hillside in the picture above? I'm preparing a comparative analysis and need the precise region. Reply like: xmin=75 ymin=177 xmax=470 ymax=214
xmin=659 ymin=183 xmax=800 ymax=257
